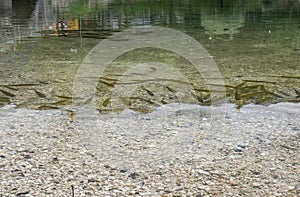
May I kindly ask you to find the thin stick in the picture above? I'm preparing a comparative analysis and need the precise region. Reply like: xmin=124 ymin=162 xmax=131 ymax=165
xmin=71 ymin=185 xmax=74 ymax=197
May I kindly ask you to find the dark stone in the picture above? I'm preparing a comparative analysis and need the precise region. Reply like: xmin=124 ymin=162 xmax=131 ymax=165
xmin=16 ymin=191 xmax=30 ymax=196
xmin=238 ymin=145 xmax=247 ymax=149
xmin=128 ymin=172 xmax=137 ymax=179
xmin=252 ymin=171 xmax=261 ymax=175
xmin=234 ymin=149 xmax=243 ymax=153
xmin=88 ymin=179 xmax=96 ymax=183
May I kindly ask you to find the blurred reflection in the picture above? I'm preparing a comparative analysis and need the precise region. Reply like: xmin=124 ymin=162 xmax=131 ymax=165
xmin=0 ymin=0 xmax=38 ymax=52
xmin=200 ymin=1 xmax=245 ymax=38
xmin=0 ymin=0 xmax=13 ymax=52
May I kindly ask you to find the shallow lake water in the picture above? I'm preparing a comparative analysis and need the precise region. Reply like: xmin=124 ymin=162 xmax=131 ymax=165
xmin=1 ymin=1 xmax=300 ymax=195
xmin=0 ymin=0 xmax=299 ymax=111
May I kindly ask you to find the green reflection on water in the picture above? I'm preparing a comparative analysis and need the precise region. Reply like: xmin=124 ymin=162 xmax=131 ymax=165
xmin=0 ymin=0 xmax=299 ymax=110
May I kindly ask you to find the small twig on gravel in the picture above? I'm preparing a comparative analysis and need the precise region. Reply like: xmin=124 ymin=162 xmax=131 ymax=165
xmin=71 ymin=185 xmax=74 ymax=197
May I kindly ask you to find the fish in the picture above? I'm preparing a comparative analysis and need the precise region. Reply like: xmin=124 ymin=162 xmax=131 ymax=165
xmin=234 ymin=90 xmax=241 ymax=100
xmin=259 ymin=85 xmax=266 ymax=92
xmin=129 ymin=97 xmax=160 ymax=106
xmin=100 ymin=77 xmax=118 ymax=82
xmin=190 ymin=92 xmax=204 ymax=103
xmin=295 ymin=89 xmax=300 ymax=98
xmin=142 ymin=86 xmax=154 ymax=96
xmin=234 ymin=81 xmax=246 ymax=89
xmin=161 ymin=99 xmax=168 ymax=104
xmin=224 ymin=85 xmax=237 ymax=89
xmin=51 ymin=99 xmax=72 ymax=105
xmin=129 ymin=73 xmax=145 ymax=76
xmin=0 ymin=89 xmax=15 ymax=97
xmin=242 ymin=80 xmax=276 ymax=84
xmin=266 ymin=91 xmax=284 ymax=99
xmin=270 ymin=75 xmax=300 ymax=79
xmin=34 ymin=90 xmax=46 ymax=98
xmin=119 ymin=97 xmax=131 ymax=106
xmin=0 ymin=96 xmax=10 ymax=102
xmin=37 ymin=105 xmax=61 ymax=110
xmin=240 ymin=92 xmax=260 ymax=99
xmin=67 ymin=110 xmax=75 ymax=119
xmin=83 ymin=97 xmax=93 ymax=105
xmin=2 ymin=85 xmax=18 ymax=91
xmin=194 ymin=88 xmax=209 ymax=93
xmin=99 ymin=80 xmax=114 ymax=87
xmin=9 ymin=83 xmax=40 ymax=87
xmin=102 ymin=97 xmax=111 ymax=107
xmin=166 ymin=86 xmax=176 ymax=93
xmin=55 ymin=95 xmax=74 ymax=100
xmin=150 ymin=67 xmax=157 ymax=72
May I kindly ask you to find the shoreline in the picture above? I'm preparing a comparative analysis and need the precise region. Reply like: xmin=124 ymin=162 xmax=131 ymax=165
xmin=0 ymin=102 xmax=299 ymax=196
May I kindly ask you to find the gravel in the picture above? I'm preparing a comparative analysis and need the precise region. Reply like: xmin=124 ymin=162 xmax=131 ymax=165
xmin=0 ymin=102 xmax=299 ymax=196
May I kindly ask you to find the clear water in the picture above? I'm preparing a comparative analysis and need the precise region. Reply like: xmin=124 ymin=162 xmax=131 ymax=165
xmin=0 ymin=0 xmax=299 ymax=111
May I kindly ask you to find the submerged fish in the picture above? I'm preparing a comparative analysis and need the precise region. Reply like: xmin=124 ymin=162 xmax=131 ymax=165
xmin=267 ymin=91 xmax=284 ymax=99
xmin=2 ymin=85 xmax=18 ymax=91
xmin=161 ymin=99 xmax=168 ymax=104
xmin=235 ymin=90 xmax=241 ymax=100
xmin=190 ymin=92 xmax=204 ymax=103
xmin=83 ymin=97 xmax=93 ymax=105
xmin=34 ymin=90 xmax=46 ymax=98
xmin=194 ymin=88 xmax=209 ymax=93
xmin=295 ymin=89 xmax=300 ymax=98
xmin=0 ymin=89 xmax=15 ymax=97
xmin=55 ymin=95 xmax=74 ymax=100
xmin=9 ymin=83 xmax=40 ymax=87
xmin=37 ymin=105 xmax=61 ymax=110
xmin=51 ymin=99 xmax=70 ymax=105
xmin=234 ymin=81 xmax=246 ymax=89
xmin=99 ymin=80 xmax=114 ymax=87
xmin=129 ymin=97 xmax=160 ymax=106
xmin=100 ymin=77 xmax=118 ymax=82
xmin=0 ymin=96 xmax=10 ymax=102
xmin=142 ymin=86 xmax=154 ymax=96
xmin=242 ymin=79 xmax=276 ymax=84
xmin=102 ymin=97 xmax=111 ymax=107
xmin=166 ymin=85 xmax=176 ymax=93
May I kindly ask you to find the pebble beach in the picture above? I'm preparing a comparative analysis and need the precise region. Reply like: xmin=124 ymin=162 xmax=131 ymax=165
xmin=0 ymin=103 xmax=299 ymax=196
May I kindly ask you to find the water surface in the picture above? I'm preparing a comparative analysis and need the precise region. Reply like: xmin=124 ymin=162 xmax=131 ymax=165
xmin=0 ymin=0 xmax=299 ymax=111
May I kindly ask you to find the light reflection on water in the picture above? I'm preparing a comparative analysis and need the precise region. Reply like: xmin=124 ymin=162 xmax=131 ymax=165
xmin=0 ymin=0 xmax=299 ymax=110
